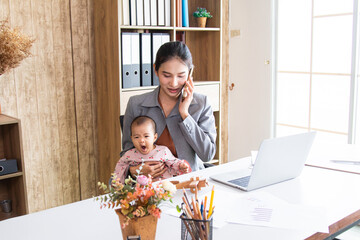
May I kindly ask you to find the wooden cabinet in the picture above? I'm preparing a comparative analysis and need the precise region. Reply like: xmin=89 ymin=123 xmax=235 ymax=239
xmin=0 ymin=114 xmax=28 ymax=220
xmin=94 ymin=0 xmax=228 ymax=184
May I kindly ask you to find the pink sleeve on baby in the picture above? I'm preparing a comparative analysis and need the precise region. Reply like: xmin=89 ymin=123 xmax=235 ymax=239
xmin=160 ymin=146 xmax=191 ymax=175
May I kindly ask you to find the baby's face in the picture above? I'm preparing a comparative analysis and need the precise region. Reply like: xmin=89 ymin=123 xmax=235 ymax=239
xmin=131 ymin=123 xmax=157 ymax=155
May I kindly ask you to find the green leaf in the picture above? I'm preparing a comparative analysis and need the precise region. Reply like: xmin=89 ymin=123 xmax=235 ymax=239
xmin=176 ymin=205 xmax=181 ymax=213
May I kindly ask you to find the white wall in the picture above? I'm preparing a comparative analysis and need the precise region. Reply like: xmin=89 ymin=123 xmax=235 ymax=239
xmin=228 ymin=0 xmax=275 ymax=161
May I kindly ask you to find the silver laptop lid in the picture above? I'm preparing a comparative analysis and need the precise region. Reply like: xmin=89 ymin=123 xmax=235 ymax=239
xmin=246 ymin=132 xmax=316 ymax=191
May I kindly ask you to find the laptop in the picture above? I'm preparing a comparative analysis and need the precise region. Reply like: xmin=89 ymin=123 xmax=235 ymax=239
xmin=211 ymin=132 xmax=316 ymax=191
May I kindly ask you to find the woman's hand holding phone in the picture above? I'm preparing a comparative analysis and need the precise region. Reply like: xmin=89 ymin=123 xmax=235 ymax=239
xmin=179 ymin=68 xmax=194 ymax=120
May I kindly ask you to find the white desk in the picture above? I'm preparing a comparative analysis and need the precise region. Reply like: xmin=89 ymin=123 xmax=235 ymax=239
xmin=306 ymin=142 xmax=360 ymax=175
xmin=1 ymin=158 xmax=360 ymax=240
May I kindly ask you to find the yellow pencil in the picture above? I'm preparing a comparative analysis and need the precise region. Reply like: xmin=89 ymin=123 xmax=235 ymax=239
xmin=207 ymin=185 xmax=215 ymax=219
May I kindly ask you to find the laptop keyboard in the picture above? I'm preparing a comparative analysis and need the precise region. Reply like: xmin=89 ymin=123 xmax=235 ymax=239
xmin=229 ymin=175 xmax=251 ymax=187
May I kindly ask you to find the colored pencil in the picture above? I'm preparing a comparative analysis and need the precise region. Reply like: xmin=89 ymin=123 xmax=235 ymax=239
xmin=207 ymin=186 xmax=215 ymax=219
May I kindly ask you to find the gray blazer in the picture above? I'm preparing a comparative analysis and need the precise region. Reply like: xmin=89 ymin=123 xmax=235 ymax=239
xmin=121 ymin=87 xmax=217 ymax=171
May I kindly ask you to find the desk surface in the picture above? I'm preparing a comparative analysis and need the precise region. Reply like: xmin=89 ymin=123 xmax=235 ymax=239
xmin=306 ymin=142 xmax=360 ymax=174
xmin=1 ymin=159 xmax=360 ymax=240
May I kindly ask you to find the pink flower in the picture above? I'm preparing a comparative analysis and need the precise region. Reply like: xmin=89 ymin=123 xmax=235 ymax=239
xmin=137 ymin=175 xmax=148 ymax=186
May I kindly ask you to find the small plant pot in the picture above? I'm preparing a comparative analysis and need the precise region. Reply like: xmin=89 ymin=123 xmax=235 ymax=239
xmin=115 ymin=209 xmax=158 ymax=240
xmin=196 ymin=17 xmax=207 ymax=28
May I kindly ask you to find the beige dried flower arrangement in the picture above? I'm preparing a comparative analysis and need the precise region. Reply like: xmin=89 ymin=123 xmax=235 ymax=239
xmin=0 ymin=20 xmax=34 ymax=75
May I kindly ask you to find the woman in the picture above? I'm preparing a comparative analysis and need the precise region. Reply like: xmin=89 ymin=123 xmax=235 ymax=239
xmin=122 ymin=41 xmax=217 ymax=179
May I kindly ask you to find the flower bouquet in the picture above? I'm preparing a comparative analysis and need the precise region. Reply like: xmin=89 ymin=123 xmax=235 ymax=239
xmin=96 ymin=174 xmax=176 ymax=239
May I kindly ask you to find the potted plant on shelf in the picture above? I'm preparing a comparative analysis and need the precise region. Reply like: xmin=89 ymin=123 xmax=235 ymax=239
xmin=96 ymin=173 xmax=176 ymax=240
xmin=193 ymin=7 xmax=213 ymax=28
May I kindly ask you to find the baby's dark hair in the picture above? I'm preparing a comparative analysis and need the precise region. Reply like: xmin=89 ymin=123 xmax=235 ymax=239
xmin=154 ymin=41 xmax=193 ymax=71
xmin=130 ymin=116 xmax=157 ymax=135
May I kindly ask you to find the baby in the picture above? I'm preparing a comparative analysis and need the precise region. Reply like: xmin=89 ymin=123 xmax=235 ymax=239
xmin=114 ymin=116 xmax=191 ymax=183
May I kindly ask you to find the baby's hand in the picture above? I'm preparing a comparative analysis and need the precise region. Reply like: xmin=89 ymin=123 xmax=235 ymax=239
xmin=180 ymin=161 xmax=190 ymax=173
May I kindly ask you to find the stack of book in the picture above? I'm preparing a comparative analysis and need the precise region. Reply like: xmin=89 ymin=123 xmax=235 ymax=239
xmin=120 ymin=0 xmax=189 ymax=27
xmin=177 ymin=0 xmax=189 ymax=27
xmin=121 ymin=0 xmax=170 ymax=26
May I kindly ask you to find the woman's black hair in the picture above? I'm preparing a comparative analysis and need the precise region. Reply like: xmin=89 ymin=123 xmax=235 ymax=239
xmin=154 ymin=41 xmax=193 ymax=71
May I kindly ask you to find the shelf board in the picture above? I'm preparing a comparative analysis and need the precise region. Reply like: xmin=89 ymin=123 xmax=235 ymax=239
xmin=0 ymin=114 xmax=18 ymax=125
xmin=208 ymin=159 xmax=219 ymax=165
xmin=0 ymin=210 xmax=22 ymax=221
xmin=175 ymin=27 xmax=221 ymax=32
xmin=0 ymin=172 xmax=23 ymax=180
xmin=119 ymin=26 xmax=221 ymax=32
xmin=120 ymin=25 xmax=174 ymax=31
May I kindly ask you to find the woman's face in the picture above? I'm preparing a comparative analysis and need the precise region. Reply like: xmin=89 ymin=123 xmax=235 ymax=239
xmin=156 ymin=58 xmax=190 ymax=99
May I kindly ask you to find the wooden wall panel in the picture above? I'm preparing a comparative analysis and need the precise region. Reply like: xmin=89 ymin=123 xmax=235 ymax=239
xmin=221 ymin=0 xmax=229 ymax=163
xmin=33 ymin=0 xmax=65 ymax=209
xmin=93 ymin=0 xmax=122 ymax=186
xmin=0 ymin=0 xmax=96 ymax=213
xmin=8 ymin=0 xmax=46 ymax=213
xmin=70 ymin=0 xmax=97 ymax=199
xmin=52 ymin=0 xmax=80 ymax=205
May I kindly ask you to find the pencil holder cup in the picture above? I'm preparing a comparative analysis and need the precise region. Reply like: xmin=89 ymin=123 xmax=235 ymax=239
xmin=180 ymin=213 xmax=213 ymax=240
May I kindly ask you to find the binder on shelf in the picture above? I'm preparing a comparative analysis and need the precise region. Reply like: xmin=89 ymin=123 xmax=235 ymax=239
xmin=121 ymin=33 xmax=141 ymax=88
xmin=151 ymin=33 xmax=170 ymax=86
xmin=150 ymin=0 xmax=157 ymax=26
xmin=130 ymin=0 xmax=137 ymax=26
xmin=181 ymin=0 xmax=189 ymax=27
xmin=130 ymin=33 xmax=141 ymax=87
xmin=157 ymin=0 xmax=165 ymax=26
xmin=165 ymin=0 xmax=171 ymax=26
xmin=136 ymin=0 xmax=144 ymax=26
xmin=151 ymin=33 xmax=163 ymax=86
xmin=122 ymin=0 xmax=130 ymax=25
xmin=121 ymin=33 xmax=132 ymax=88
xmin=162 ymin=32 xmax=170 ymax=43
xmin=144 ymin=0 xmax=151 ymax=26
xmin=140 ymin=33 xmax=152 ymax=86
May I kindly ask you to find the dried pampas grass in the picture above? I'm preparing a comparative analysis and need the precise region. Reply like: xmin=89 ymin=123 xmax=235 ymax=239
xmin=0 ymin=20 xmax=34 ymax=75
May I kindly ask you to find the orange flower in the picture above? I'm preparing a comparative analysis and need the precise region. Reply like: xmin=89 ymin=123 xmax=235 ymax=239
xmin=147 ymin=204 xmax=161 ymax=218
xmin=120 ymin=199 xmax=129 ymax=209
xmin=133 ymin=206 xmax=146 ymax=217
xmin=96 ymin=175 xmax=175 ymax=221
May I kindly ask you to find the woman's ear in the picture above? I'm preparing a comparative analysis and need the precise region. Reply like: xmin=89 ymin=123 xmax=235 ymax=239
xmin=154 ymin=64 xmax=159 ymax=77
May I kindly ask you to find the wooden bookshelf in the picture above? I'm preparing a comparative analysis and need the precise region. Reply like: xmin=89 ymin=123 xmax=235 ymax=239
xmin=0 ymin=114 xmax=28 ymax=221
xmin=94 ymin=0 xmax=228 ymax=185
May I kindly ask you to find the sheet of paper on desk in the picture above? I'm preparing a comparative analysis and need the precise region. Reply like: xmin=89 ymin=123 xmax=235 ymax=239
xmin=226 ymin=192 xmax=329 ymax=233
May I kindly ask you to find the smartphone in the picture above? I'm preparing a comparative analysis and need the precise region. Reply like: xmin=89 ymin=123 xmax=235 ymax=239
xmin=182 ymin=68 xmax=193 ymax=100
